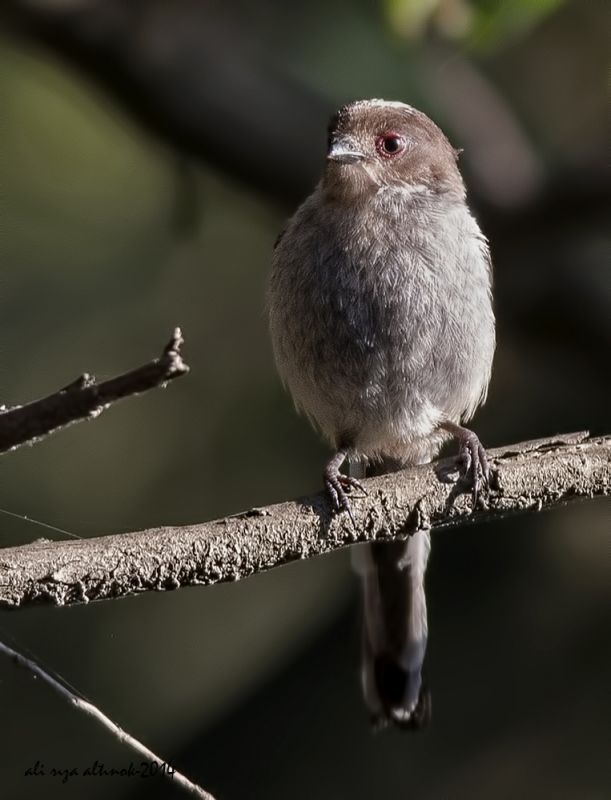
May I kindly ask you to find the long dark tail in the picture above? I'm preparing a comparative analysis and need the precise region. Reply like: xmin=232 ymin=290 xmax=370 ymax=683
xmin=351 ymin=457 xmax=432 ymax=730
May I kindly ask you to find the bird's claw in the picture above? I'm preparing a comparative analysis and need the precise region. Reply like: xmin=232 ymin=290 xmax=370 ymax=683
xmin=323 ymin=472 xmax=367 ymax=526
xmin=456 ymin=431 xmax=489 ymax=508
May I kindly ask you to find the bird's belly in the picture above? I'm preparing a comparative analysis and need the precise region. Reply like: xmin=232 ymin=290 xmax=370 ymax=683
xmin=277 ymin=284 xmax=491 ymax=459
xmin=279 ymin=333 xmax=449 ymax=459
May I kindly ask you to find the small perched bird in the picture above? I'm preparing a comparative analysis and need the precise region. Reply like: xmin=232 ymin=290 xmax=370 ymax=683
xmin=268 ymin=99 xmax=495 ymax=728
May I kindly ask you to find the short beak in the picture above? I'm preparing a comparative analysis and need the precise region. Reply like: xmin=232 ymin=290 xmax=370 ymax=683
xmin=327 ymin=137 xmax=366 ymax=164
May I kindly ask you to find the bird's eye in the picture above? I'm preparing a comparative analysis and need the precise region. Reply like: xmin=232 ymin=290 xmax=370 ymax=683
xmin=375 ymin=133 xmax=407 ymax=158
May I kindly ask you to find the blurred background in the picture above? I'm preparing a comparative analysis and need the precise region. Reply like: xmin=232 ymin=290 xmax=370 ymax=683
xmin=0 ymin=0 xmax=609 ymax=798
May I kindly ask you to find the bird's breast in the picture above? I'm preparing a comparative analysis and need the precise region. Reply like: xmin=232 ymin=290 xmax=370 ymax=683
xmin=269 ymin=194 xmax=494 ymax=450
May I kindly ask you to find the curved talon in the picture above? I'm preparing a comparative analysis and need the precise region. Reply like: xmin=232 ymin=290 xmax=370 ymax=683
xmin=479 ymin=443 xmax=490 ymax=484
xmin=338 ymin=474 xmax=368 ymax=496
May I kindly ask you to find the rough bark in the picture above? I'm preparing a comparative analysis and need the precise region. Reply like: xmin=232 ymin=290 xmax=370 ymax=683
xmin=1 ymin=432 xmax=608 ymax=610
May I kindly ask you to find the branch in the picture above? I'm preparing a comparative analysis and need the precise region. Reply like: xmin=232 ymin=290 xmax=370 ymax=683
xmin=0 ymin=639 xmax=216 ymax=799
xmin=1 ymin=432 xmax=608 ymax=610
xmin=0 ymin=328 xmax=189 ymax=455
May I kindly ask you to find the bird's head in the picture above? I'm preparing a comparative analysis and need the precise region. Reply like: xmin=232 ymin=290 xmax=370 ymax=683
xmin=324 ymin=99 xmax=464 ymax=203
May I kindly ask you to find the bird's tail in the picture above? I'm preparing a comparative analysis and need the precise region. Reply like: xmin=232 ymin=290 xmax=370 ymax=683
xmin=350 ymin=457 xmax=432 ymax=730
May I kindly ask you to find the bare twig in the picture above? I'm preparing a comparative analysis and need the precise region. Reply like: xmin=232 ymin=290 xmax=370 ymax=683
xmin=0 ymin=639 xmax=216 ymax=800
xmin=0 ymin=328 xmax=189 ymax=455
xmin=0 ymin=432 xmax=608 ymax=610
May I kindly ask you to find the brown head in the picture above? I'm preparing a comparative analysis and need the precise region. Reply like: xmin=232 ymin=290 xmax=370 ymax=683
xmin=324 ymin=99 xmax=464 ymax=202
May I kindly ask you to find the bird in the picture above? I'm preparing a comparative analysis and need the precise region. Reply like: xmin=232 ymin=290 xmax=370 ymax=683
xmin=268 ymin=98 xmax=495 ymax=729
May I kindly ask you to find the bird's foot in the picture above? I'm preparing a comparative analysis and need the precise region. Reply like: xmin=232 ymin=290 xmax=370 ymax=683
xmin=438 ymin=423 xmax=489 ymax=509
xmin=323 ymin=456 xmax=367 ymax=526
xmin=456 ymin=429 xmax=489 ymax=507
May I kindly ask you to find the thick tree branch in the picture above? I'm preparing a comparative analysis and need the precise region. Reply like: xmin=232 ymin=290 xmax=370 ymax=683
xmin=1 ymin=432 xmax=608 ymax=610
xmin=0 ymin=639 xmax=216 ymax=799
xmin=0 ymin=328 xmax=189 ymax=455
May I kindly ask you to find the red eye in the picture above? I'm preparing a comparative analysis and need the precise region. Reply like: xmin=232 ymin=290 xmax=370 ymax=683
xmin=375 ymin=133 xmax=406 ymax=158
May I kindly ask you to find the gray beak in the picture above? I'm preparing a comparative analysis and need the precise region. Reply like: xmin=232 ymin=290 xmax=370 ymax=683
xmin=327 ymin=137 xmax=366 ymax=164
